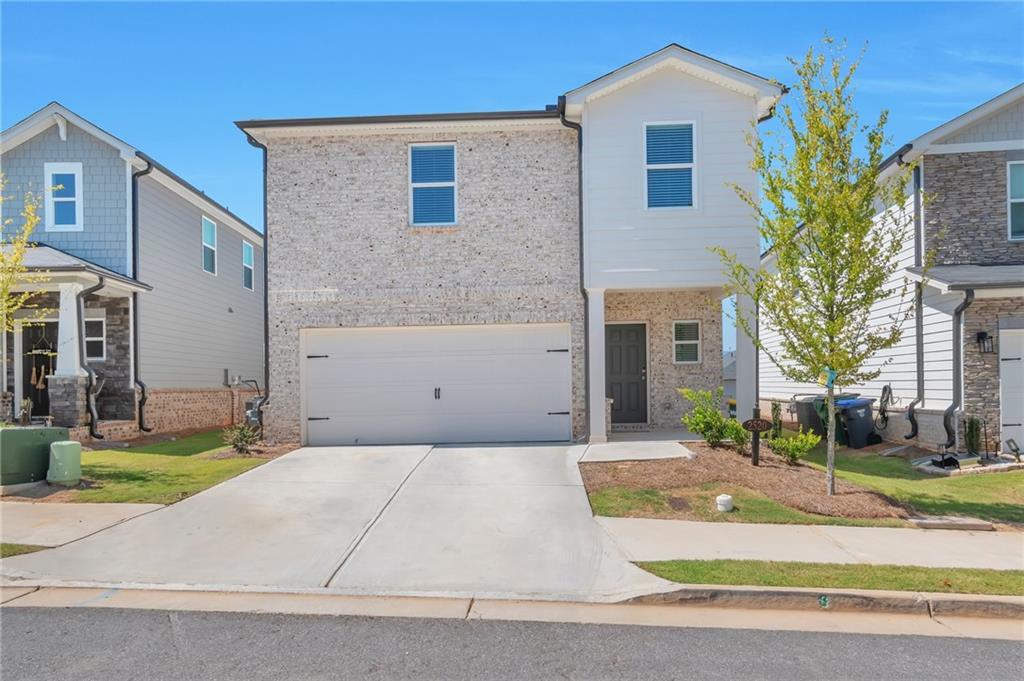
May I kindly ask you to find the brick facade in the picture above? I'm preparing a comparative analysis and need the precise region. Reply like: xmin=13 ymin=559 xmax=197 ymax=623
xmin=88 ymin=295 xmax=134 ymax=420
xmin=924 ymin=151 xmax=1024 ymax=265
xmin=605 ymin=290 xmax=723 ymax=429
xmin=963 ymin=297 xmax=1024 ymax=453
xmin=263 ymin=124 xmax=583 ymax=443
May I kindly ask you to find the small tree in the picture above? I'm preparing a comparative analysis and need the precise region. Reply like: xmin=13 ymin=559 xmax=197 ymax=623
xmin=1 ymin=175 xmax=48 ymax=334
xmin=716 ymin=39 xmax=917 ymax=495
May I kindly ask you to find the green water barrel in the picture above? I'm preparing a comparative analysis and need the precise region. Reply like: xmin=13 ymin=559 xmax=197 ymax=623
xmin=47 ymin=440 xmax=82 ymax=486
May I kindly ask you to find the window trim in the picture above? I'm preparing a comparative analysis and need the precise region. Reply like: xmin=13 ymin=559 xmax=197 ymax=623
xmin=84 ymin=318 xmax=106 ymax=362
xmin=408 ymin=142 xmax=458 ymax=226
xmin=43 ymin=162 xmax=84 ymax=232
xmin=643 ymin=121 xmax=698 ymax=212
xmin=1008 ymin=161 xmax=1024 ymax=242
xmin=672 ymin=320 xmax=702 ymax=365
xmin=201 ymin=216 xmax=218 ymax=275
xmin=242 ymin=240 xmax=255 ymax=291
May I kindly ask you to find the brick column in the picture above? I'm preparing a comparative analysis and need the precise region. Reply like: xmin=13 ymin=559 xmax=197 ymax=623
xmin=49 ymin=375 xmax=89 ymax=427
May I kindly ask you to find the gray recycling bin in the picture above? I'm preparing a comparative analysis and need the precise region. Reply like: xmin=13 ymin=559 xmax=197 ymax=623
xmin=836 ymin=397 xmax=877 ymax=449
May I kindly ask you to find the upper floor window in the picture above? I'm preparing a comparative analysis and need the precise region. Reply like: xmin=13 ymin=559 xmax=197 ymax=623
xmin=44 ymin=162 xmax=83 ymax=231
xmin=410 ymin=144 xmax=456 ymax=225
xmin=672 ymin=320 xmax=701 ymax=364
xmin=242 ymin=240 xmax=255 ymax=291
xmin=1010 ymin=161 xmax=1024 ymax=241
xmin=645 ymin=123 xmax=695 ymax=209
xmin=202 ymin=216 xmax=217 ymax=275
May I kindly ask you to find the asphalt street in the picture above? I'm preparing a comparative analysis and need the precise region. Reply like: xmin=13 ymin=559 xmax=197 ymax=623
xmin=2 ymin=607 xmax=1021 ymax=681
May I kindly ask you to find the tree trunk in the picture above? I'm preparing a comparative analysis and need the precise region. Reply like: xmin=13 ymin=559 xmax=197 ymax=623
xmin=826 ymin=385 xmax=836 ymax=496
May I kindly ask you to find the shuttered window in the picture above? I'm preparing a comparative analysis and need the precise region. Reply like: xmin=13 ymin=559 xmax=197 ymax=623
xmin=645 ymin=124 xmax=694 ymax=208
xmin=673 ymin=321 xmax=701 ymax=363
xmin=1010 ymin=162 xmax=1024 ymax=241
xmin=410 ymin=144 xmax=456 ymax=225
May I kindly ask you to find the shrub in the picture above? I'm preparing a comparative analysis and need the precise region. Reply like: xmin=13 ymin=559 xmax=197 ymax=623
xmin=223 ymin=423 xmax=260 ymax=455
xmin=767 ymin=428 xmax=822 ymax=465
xmin=770 ymin=402 xmax=782 ymax=439
xmin=679 ymin=387 xmax=748 ymax=451
xmin=964 ymin=416 xmax=981 ymax=456
xmin=725 ymin=419 xmax=750 ymax=453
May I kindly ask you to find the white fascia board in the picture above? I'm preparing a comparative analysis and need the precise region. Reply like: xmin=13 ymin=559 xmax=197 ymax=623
xmin=1 ymin=102 xmax=138 ymax=161
xmin=145 ymin=168 xmax=263 ymax=247
xmin=244 ymin=116 xmax=563 ymax=143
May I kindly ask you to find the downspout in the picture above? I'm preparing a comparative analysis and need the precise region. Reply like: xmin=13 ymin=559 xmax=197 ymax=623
xmin=78 ymin=277 xmax=105 ymax=439
xmin=131 ymin=158 xmax=154 ymax=432
xmin=906 ymin=162 xmax=924 ymax=439
xmin=244 ymin=132 xmax=270 ymax=431
xmin=944 ymin=289 xmax=974 ymax=451
xmin=558 ymin=95 xmax=588 ymax=441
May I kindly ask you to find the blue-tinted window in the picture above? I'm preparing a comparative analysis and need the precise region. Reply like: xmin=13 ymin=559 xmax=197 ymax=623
xmin=645 ymin=124 xmax=695 ymax=208
xmin=410 ymin=145 xmax=456 ymax=224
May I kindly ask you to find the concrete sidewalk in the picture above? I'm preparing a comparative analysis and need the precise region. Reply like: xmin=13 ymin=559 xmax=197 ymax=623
xmin=1 ymin=502 xmax=162 ymax=547
xmin=598 ymin=517 xmax=1024 ymax=571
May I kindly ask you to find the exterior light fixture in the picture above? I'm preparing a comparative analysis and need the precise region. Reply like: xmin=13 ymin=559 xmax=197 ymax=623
xmin=975 ymin=331 xmax=994 ymax=354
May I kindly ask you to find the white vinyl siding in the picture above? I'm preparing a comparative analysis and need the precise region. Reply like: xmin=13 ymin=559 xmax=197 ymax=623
xmin=84 ymin=319 xmax=105 ymax=361
xmin=409 ymin=144 xmax=456 ymax=225
xmin=242 ymin=240 xmax=255 ymax=290
xmin=672 ymin=320 xmax=701 ymax=363
xmin=43 ymin=161 xmax=83 ymax=231
xmin=202 ymin=216 xmax=217 ymax=274
xmin=1009 ymin=161 xmax=1024 ymax=241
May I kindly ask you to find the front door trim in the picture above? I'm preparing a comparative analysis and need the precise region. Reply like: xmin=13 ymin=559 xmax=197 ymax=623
xmin=605 ymin=321 xmax=650 ymax=425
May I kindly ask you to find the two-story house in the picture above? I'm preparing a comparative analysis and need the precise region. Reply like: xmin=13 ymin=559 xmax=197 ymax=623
xmin=238 ymin=44 xmax=784 ymax=446
xmin=1 ymin=103 xmax=265 ymax=440
xmin=758 ymin=84 xmax=1024 ymax=454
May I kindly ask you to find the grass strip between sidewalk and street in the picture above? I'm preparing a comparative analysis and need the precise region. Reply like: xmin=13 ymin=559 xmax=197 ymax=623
xmin=0 ymin=543 xmax=47 ymax=559
xmin=640 ymin=559 xmax=1024 ymax=596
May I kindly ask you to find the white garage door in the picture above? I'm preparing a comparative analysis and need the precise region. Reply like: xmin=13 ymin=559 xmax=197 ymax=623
xmin=301 ymin=323 xmax=573 ymax=445
xmin=1001 ymin=328 xmax=1023 ymax=450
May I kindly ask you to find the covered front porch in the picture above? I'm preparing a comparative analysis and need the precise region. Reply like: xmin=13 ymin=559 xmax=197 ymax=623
xmin=585 ymin=287 xmax=755 ymax=443
xmin=2 ymin=246 xmax=150 ymax=429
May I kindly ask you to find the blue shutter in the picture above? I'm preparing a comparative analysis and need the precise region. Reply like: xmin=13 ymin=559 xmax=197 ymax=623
xmin=646 ymin=124 xmax=693 ymax=165
xmin=647 ymin=168 xmax=693 ymax=208
xmin=411 ymin=145 xmax=455 ymax=183
xmin=413 ymin=186 xmax=455 ymax=224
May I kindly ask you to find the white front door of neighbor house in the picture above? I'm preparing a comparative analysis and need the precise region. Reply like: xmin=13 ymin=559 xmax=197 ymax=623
xmin=1000 ymin=328 xmax=1024 ymax=450
xmin=301 ymin=323 xmax=573 ymax=446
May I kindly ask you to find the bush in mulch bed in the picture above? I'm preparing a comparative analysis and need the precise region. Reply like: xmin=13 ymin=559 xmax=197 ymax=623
xmin=579 ymin=442 xmax=909 ymax=520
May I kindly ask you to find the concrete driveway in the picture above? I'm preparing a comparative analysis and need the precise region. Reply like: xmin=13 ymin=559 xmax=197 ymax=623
xmin=0 ymin=445 xmax=669 ymax=602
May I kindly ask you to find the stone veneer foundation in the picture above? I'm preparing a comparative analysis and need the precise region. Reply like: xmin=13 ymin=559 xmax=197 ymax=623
xmin=963 ymin=297 xmax=1024 ymax=453
xmin=605 ymin=290 xmax=723 ymax=429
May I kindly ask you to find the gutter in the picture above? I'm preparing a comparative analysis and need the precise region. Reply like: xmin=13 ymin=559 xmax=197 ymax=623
xmin=906 ymin=164 xmax=924 ymax=439
xmin=944 ymin=289 xmax=975 ymax=451
xmin=77 ymin=277 xmax=105 ymax=439
xmin=557 ymin=95 xmax=589 ymax=442
xmin=131 ymin=158 xmax=154 ymax=432
xmin=244 ymin=132 xmax=271 ymax=433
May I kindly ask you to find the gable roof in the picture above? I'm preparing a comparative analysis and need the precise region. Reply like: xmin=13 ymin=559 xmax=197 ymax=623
xmin=561 ymin=43 xmax=786 ymax=121
xmin=1 ymin=102 xmax=262 ymax=244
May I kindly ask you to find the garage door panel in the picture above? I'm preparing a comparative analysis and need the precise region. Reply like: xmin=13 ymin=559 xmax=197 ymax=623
xmin=302 ymin=324 xmax=572 ymax=445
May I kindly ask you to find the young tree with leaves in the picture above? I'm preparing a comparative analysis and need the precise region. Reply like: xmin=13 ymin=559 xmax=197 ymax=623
xmin=1 ymin=175 xmax=48 ymax=335
xmin=716 ymin=39 xmax=917 ymax=495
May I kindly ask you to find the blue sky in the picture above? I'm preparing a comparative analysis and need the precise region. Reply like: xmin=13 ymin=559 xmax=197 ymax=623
xmin=3 ymin=2 xmax=1022 ymax=350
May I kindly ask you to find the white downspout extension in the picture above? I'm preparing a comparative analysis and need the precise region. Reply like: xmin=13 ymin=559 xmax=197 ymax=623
xmin=586 ymin=288 xmax=607 ymax=443
xmin=54 ymin=282 xmax=86 ymax=376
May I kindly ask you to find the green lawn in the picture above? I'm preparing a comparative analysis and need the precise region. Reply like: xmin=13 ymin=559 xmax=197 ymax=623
xmin=75 ymin=430 xmax=267 ymax=504
xmin=641 ymin=559 xmax=1024 ymax=596
xmin=801 ymin=444 xmax=1024 ymax=524
xmin=0 ymin=543 xmax=47 ymax=559
xmin=589 ymin=484 xmax=906 ymax=527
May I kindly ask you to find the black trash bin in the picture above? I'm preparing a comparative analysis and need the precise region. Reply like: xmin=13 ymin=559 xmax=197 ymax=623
xmin=794 ymin=396 xmax=826 ymax=437
xmin=808 ymin=393 xmax=860 ymax=445
xmin=836 ymin=397 xmax=877 ymax=449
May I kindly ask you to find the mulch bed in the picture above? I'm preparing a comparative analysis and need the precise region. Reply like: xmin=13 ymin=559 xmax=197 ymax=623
xmin=580 ymin=442 xmax=910 ymax=520
xmin=204 ymin=442 xmax=298 ymax=460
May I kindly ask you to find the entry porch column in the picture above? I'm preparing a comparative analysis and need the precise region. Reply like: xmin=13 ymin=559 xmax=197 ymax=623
xmin=54 ymin=282 xmax=85 ymax=377
xmin=586 ymin=288 xmax=607 ymax=443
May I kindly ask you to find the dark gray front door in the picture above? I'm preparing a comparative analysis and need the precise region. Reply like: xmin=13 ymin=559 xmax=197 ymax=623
xmin=606 ymin=324 xmax=647 ymax=424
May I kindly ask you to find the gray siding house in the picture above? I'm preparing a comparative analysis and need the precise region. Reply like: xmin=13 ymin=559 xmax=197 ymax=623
xmin=1 ymin=102 xmax=264 ymax=439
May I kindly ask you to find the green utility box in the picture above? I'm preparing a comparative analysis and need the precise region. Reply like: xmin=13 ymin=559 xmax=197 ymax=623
xmin=48 ymin=440 xmax=82 ymax=486
xmin=0 ymin=427 xmax=70 ymax=485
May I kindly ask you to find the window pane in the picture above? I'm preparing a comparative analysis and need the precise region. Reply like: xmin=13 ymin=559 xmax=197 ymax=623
xmin=53 ymin=200 xmax=77 ymax=225
xmin=675 ymin=342 xmax=699 ymax=363
xmin=648 ymin=168 xmax=693 ymax=208
xmin=203 ymin=245 xmax=216 ymax=273
xmin=1011 ymin=164 xmax=1024 ymax=200
xmin=1012 ymin=202 xmax=1024 ymax=239
xmin=243 ymin=266 xmax=254 ymax=290
xmin=674 ymin=322 xmax=699 ymax=342
xmin=412 ymin=186 xmax=456 ymax=224
xmin=242 ymin=242 xmax=254 ymax=267
xmin=411 ymin=145 xmax=455 ymax=183
xmin=85 ymin=340 xmax=104 ymax=359
xmin=84 ymin=320 xmax=104 ymax=338
xmin=202 ymin=218 xmax=216 ymax=247
xmin=646 ymin=124 xmax=693 ymax=165
xmin=52 ymin=173 xmax=76 ymax=198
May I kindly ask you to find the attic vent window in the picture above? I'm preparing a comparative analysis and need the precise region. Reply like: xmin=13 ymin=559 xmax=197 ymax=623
xmin=645 ymin=123 xmax=695 ymax=209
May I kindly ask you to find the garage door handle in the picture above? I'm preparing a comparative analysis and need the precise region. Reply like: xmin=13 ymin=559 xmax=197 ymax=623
xmin=306 ymin=354 xmax=329 ymax=359
xmin=547 ymin=411 xmax=570 ymax=415
xmin=307 ymin=417 xmax=330 ymax=421
xmin=1002 ymin=357 xmax=1021 ymax=361
xmin=1005 ymin=423 xmax=1022 ymax=427
xmin=547 ymin=348 xmax=569 ymax=353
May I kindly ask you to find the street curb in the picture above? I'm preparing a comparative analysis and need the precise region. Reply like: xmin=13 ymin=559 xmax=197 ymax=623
xmin=626 ymin=585 xmax=1024 ymax=620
